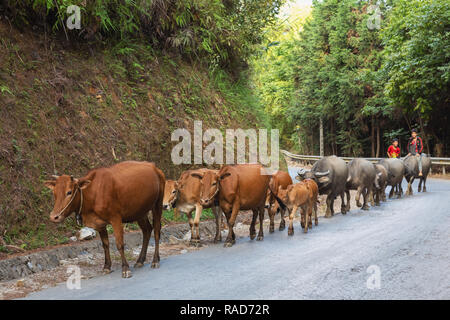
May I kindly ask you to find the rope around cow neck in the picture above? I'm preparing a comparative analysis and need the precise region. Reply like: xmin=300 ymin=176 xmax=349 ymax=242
xmin=53 ymin=186 xmax=83 ymax=225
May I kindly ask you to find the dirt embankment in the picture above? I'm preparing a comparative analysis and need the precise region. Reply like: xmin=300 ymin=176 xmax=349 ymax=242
xmin=0 ymin=20 xmax=267 ymax=253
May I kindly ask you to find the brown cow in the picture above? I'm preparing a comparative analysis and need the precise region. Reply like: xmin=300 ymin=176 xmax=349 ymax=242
xmin=163 ymin=180 xmax=180 ymax=219
xmin=194 ymin=164 xmax=277 ymax=247
xmin=264 ymin=171 xmax=292 ymax=233
xmin=163 ymin=169 xmax=223 ymax=245
xmin=44 ymin=161 xmax=165 ymax=278
xmin=277 ymin=181 xmax=312 ymax=235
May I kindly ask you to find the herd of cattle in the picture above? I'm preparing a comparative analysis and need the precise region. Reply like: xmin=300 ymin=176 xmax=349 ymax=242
xmin=44 ymin=154 xmax=431 ymax=278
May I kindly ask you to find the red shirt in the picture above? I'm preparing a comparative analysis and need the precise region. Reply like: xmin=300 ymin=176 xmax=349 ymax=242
xmin=388 ymin=145 xmax=400 ymax=158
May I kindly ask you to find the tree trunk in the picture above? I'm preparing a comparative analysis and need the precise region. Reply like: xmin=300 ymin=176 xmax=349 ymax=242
xmin=371 ymin=116 xmax=375 ymax=157
xmin=319 ymin=117 xmax=324 ymax=157
xmin=418 ymin=114 xmax=430 ymax=154
xmin=376 ymin=118 xmax=380 ymax=158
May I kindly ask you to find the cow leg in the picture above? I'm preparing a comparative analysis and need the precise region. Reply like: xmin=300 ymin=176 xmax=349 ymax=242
xmin=369 ymin=189 xmax=375 ymax=206
xmin=134 ymin=217 xmax=152 ymax=268
xmin=345 ymin=190 xmax=351 ymax=212
xmin=268 ymin=207 xmax=275 ymax=233
xmin=300 ymin=207 xmax=305 ymax=229
xmin=362 ymin=188 xmax=370 ymax=210
xmin=314 ymin=201 xmax=318 ymax=226
xmin=224 ymin=201 xmax=239 ymax=247
xmin=325 ymin=195 xmax=333 ymax=218
xmin=257 ymin=206 xmax=264 ymax=241
xmin=213 ymin=206 xmax=222 ymax=243
xmin=111 ymin=218 xmax=131 ymax=278
xmin=356 ymin=186 xmax=364 ymax=207
xmin=151 ymin=204 xmax=162 ymax=269
xmin=330 ymin=197 xmax=335 ymax=216
xmin=406 ymin=177 xmax=414 ymax=195
xmin=186 ymin=211 xmax=196 ymax=246
xmin=340 ymin=192 xmax=347 ymax=214
xmin=303 ymin=205 xmax=309 ymax=233
xmin=308 ymin=205 xmax=313 ymax=229
xmin=423 ymin=177 xmax=427 ymax=192
xmin=398 ymin=183 xmax=403 ymax=198
xmin=374 ymin=189 xmax=381 ymax=206
xmin=279 ymin=207 xmax=286 ymax=231
xmin=98 ymin=227 xmax=112 ymax=274
xmin=192 ymin=204 xmax=202 ymax=247
xmin=288 ymin=205 xmax=298 ymax=236
xmin=381 ymin=186 xmax=387 ymax=202
xmin=418 ymin=177 xmax=423 ymax=192
xmin=250 ymin=209 xmax=258 ymax=240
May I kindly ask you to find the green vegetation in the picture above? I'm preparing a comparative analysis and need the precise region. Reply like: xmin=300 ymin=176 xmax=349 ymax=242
xmin=0 ymin=0 xmax=279 ymax=251
xmin=251 ymin=0 xmax=449 ymax=157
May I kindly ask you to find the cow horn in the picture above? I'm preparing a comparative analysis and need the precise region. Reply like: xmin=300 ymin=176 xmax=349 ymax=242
xmin=314 ymin=170 xmax=330 ymax=177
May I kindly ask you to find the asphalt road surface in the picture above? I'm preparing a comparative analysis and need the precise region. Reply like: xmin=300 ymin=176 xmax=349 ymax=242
xmin=26 ymin=172 xmax=450 ymax=300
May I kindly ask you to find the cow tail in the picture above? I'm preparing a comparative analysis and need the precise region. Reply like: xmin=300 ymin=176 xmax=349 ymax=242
xmin=269 ymin=186 xmax=287 ymax=211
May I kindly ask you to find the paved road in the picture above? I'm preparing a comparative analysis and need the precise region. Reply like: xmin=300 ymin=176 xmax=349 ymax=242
xmin=26 ymin=174 xmax=450 ymax=299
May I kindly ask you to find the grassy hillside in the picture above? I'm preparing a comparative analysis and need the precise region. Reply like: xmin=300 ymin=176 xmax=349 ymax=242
xmin=0 ymin=21 xmax=270 ymax=253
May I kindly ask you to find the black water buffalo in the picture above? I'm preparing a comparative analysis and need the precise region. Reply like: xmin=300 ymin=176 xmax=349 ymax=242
xmin=345 ymin=158 xmax=376 ymax=210
xmin=378 ymin=158 xmax=405 ymax=199
xmin=296 ymin=155 xmax=348 ymax=217
xmin=403 ymin=154 xmax=431 ymax=195
xmin=372 ymin=164 xmax=388 ymax=206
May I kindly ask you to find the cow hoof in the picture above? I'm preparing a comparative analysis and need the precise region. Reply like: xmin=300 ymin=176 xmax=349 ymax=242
xmin=375 ymin=202 xmax=380 ymax=207
xmin=214 ymin=237 xmax=222 ymax=243
xmin=103 ymin=268 xmax=112 ymax=274
xmin=269 ymin=227 xmax=274 ymax=233
xmin=423 ymin=188 xmax=427 ymax=192
xmin=341 ymin=208 xmax=347 ymax=215
xmin=249 ymin=233 xmax=256 ymax=240
xmin=315 ymin=220 xmax=318 ymax=226
xmin=324 ymin=214 xmax=332 ymax=218
xmin=151 ymin=262 xmax=160 ymax=269
xmin=256 ymin=235 xmax=264 ymax=241
xmin=122 ymin=270 xmax=132 ymax=278
xmin=362 ymin=205 xmax=369 ymax=211
xmin=279 ymin=225 xmax=285 ymax=231
xmin=356 ymin=202 xmax=362 ymax=207
xmin=224 ymin=242 xmax=233 ymax=248
xmin=288 ymin=229 xmax=294 ymax=236
xmin=134 ymin=262 xmax=144 ymax=268
xmin=189 ymin=239 xmax=200 ymax=246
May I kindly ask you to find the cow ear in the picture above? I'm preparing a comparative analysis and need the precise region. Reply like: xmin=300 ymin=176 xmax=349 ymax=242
xmin=78 ymin=179 xmax=91 ymax=189
xmin=191 ymin=173 xmax=203 ymax=180
xmin=44 ymin=180 xmax=56 ymax=190
xmin=220 ymin=172 xmax=231 ymax=180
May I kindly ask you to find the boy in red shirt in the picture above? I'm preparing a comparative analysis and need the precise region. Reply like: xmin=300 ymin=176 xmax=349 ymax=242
xmin=387 ymin=138 xmax=400 ymax=158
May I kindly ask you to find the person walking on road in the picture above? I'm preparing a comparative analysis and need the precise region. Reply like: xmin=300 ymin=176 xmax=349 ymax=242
xmin=406 ymin=129 xmax=424 ymax=176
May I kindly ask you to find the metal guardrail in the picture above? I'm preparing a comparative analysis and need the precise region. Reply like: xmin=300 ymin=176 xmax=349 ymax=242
xmin=281 ymin=150 xmax=450 ymax=166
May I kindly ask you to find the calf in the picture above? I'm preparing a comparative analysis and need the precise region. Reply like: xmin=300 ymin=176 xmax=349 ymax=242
xmin=264 ymin=170 xmax=292 ymax=233
xmin=164 ymin=169 xmax=222 ymax=245
xmin=44 ymin=161 xmax=164 ymax=278
xmin=277 ymin=182 xmax=313 ymax=235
